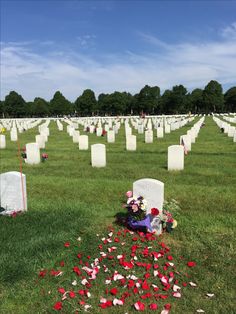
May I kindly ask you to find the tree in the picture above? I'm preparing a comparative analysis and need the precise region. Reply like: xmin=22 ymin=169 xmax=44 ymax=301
xmin=33 ymin=97 xmax=50 ymax=117
xmin=202 ymin=80 xmax=224 ymax=113
xmin=171 ymin=85 xmax=189 ymax=113
xmin=4 ymin=91 xmax=26 ymax=117
xmin=224 ymin=87 xmax=236 ymax=112
xmin=136 ymin=85 xmax=161 ymax=114
xmin=0 ymin=101 xmax=5 ymax=118
xmin=159 ymin=90 xmax=173 ymax=114
xmin=189 ymin=88 xmax=203 ymax=113
xmin=50 ymin=91 xmax=72 ymax=116
xmin=75 ymin=89 xmax=97 ymax=116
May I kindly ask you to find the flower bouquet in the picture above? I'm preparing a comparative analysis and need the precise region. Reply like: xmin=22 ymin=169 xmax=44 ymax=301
xmin=21 ymin=147 xmax=27 ymax=159
xmin=150 ymin=199 xmax=179 ymax=233
xmin=124 ymin=191 xmax=153 ymax=233
xmin=41 ymin=153 xmax=48 ymax=162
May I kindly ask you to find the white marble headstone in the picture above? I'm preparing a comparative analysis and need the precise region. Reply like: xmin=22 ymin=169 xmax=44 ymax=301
xmin=96 ymin=127 xmax=103 ymax=137
xmin=126 ymin=135 xmax=136 ymax=151
xmin=157 ymin=127 xmax=164 ymax=138
xmin=72 ymin=131 xmax=80 ymax=143
xmin=25 ymin=143 xmax=41 ymax=164
xmin=91 ymin=144 xmax=106 ymax=167
xmin=133 ymin=178 xmax=164 ymax=214
xmin=168 ymin=145 xmax=184 ymax=171
xmin=0 ymin=135 xmax=6 ymax=149
xmin=0 ymin=171 xmax=27 ymax=214
xmin=79 ymin=135 xmax=89 ymax=150
xmin=107 ymin=130 xmax=115 ymax=143
xmin=10 ymin=129 xmax=18 ymax=141
xmin=145 ymin=130 xmax=153 ymax=143
xmin=133 ymin=178 xmax=164 ymax=234
xmin=35 ymin=135 xmax=46 ymax=149
xmin=180 ymin=135 xmax=191 ymax=151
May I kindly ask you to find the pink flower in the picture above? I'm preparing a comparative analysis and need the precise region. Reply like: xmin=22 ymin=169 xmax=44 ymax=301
xmin=126 ymin=191 xmax=133 ymax=198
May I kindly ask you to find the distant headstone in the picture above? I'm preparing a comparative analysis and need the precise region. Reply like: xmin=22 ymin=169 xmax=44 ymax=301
xmin=25 ymin=143 xmax=41 ymax=164
xmin=157 ymin=127 xmax=164 ymax=138
xmin=125 ymin=127 xmax=132 ymax=137
xmin=165 ymin=124 xmax=171 ymax=134
xmin=35 ymin=135 xmax=46 ymax=149
xmin=91 ymin=144 xmax=106 ymax=167
xmin=180 ymin=135 xmax=191 ymax=151
xmin=96 ymin=127 xmax=103 ymax=136
xmin=10 ymin=129 xmax=18 ymax=141
xmin=107 ymin=130 xmax=115 ymax=143
xmin=138 ymin=124 xmax=144 ymax=134
xmin=89 ymin=125 xmax=95 ymax=133
xmin=0 ymin=135 xmax=6 ymax=149
xmin=168 ymin=145 xmax=184 ymax=171
xmin=79 ymin=135 xmax=89 ymax=150
xmin=0 ymin=171 xmax=27 ymax=214
xmin=228 ymin=126 xmax=235 ymax=137
xmin=126 ymin=135 xmax=136 ymax=151
xmin=145 ymin=130 xmax=153 ymax=143
xmin=72 ymin=131 xmax=80 ymax=143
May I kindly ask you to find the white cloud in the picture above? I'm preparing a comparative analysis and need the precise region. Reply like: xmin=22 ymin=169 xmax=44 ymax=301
xmin=1 ymin=27 xmax=236 ymax=101
xmin=221 ymin=22 xmax=236 ymax=39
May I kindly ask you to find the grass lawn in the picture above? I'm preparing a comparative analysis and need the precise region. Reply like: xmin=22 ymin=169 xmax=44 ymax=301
xmin=0 ymin=116 xmax=235 ymax=314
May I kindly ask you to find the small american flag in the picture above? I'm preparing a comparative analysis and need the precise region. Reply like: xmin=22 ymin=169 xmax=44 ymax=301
xmin=181 ymin=138 xmax=188 ymax=155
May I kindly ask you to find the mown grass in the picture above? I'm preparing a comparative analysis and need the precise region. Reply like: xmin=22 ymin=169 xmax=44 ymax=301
xmin=0 ymin=116 xmax=235 ymax=314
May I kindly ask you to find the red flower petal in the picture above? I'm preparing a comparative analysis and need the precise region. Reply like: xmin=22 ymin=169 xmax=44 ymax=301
xmin=64 ymin=242 xmax=70 ymax=247
xmin=58 ymin=288 xmax=65 ymax=294
xmin=165 ymin=303 xmax=172 ymax=310
xmin=134 ymin=300 xmax=145 ymax=311
xmin=150 ymin=303 xmax=158 ymax=310
xmin=187 ymin=261 xmax=196 ymax=267
xmin=110 ymin=288 xmax=118 ymax=295
xmin=53 ymin=302 xmax=62 ymax=311
xmin=69 ymin=291 xmax=76 ymax=298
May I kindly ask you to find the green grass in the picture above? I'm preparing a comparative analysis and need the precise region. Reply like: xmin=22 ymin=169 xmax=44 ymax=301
xmin=0 ymin=116 xmax=235 ymax=313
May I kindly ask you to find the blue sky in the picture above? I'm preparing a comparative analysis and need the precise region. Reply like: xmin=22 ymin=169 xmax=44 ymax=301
xmin=1 ymin=0 xmax=236 ymax=101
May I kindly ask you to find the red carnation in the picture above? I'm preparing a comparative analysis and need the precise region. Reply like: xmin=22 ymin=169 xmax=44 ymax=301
xmin=151 ymin=208 xmax=159 ymax=216
xmin=187 ymin=261 xmax=196 ymax=267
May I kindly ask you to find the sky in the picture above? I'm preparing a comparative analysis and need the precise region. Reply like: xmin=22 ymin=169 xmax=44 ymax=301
xmin=1 ymin=0 xmax=236 ymax=101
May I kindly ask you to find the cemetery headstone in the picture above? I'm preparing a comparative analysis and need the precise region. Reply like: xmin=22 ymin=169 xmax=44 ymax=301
xmin=91 ymin=144 xmax=106 ymax=167
xmin=0 ymin=171 xmax=27 ymax=214
xmin=168 ymin=145 xmax=184 ymax=171
xmin=79 ymin=135 xmax=89 ymax=150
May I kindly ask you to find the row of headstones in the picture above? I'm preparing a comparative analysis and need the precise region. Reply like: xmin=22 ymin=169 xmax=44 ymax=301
xmin=167 ymin=117 xmax=206 ymax=171
xmin=63 ymin=115 xmax=196 ymax=149
xmin=0 ymin=172 xmax=164 ymax=234
xmin=0 ymin=119 xmax=50 ymax=149
xmin=218 ymin=113 xmax=236 ymax=124
xmin=179 ymin=117 xmax=205 ymax=152
xmin=213 ymin=116 xmax=236 ymax=142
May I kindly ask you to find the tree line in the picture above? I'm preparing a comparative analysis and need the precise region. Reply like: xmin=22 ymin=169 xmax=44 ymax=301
xmin=0 ymin=80 xmax=235 ymax=117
